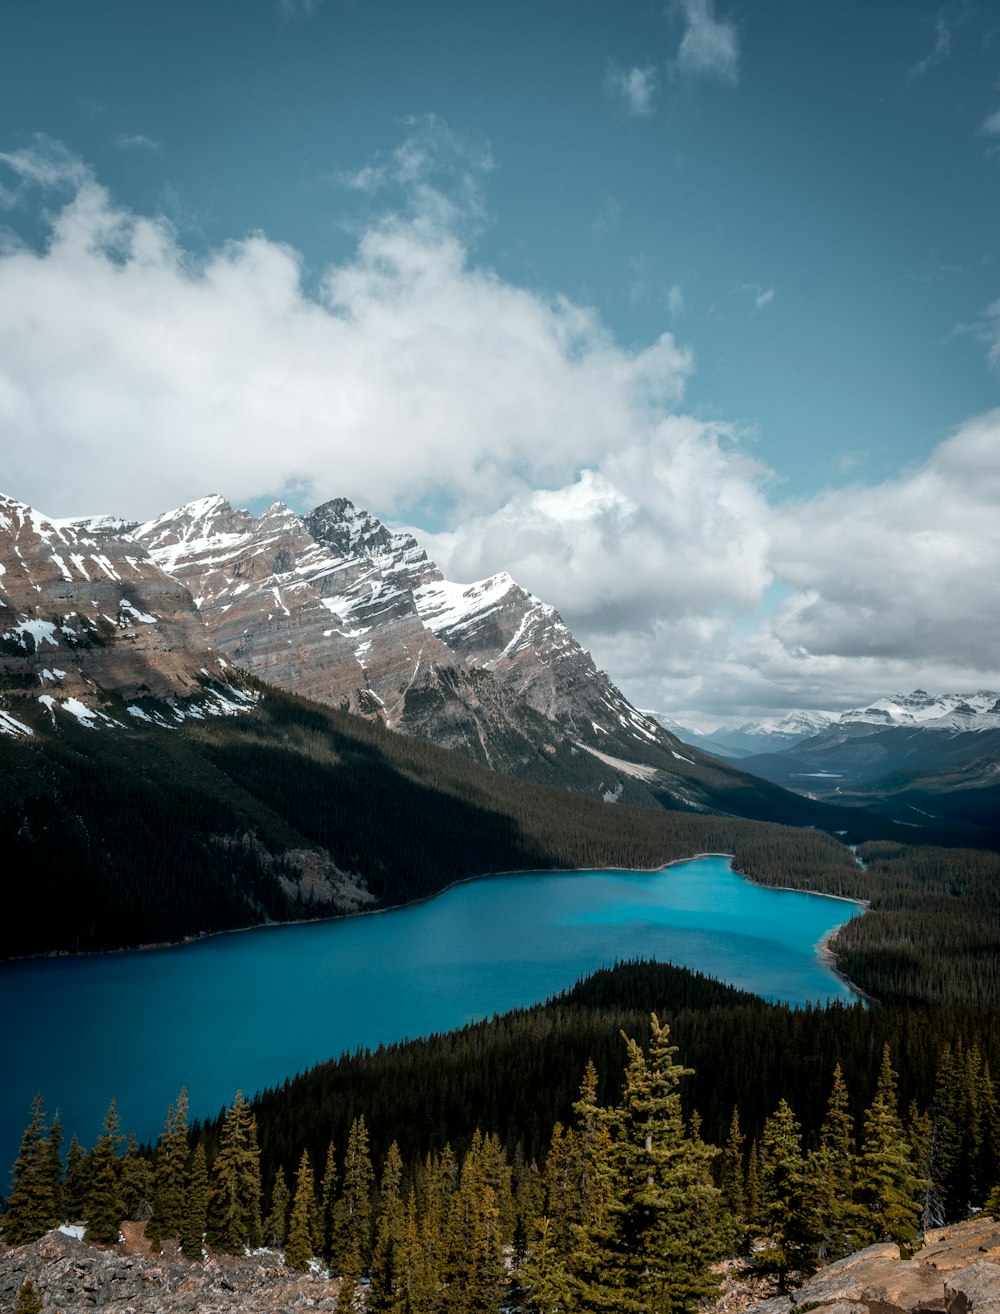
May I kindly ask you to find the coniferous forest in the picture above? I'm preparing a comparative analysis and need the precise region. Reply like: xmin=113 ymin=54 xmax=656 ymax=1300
xmin=5 ymin=688 xmax=1000 ymax=1309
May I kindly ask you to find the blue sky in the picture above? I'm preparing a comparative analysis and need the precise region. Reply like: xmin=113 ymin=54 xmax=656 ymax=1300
xmin=1 ymin=0 xmax=999 ymax=721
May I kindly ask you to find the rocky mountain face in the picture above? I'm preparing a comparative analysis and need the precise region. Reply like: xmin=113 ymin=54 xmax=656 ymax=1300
xmin=134 ymin=494 xmax=676 ymax=778
xmin=0 ymin=494 xmax=248 ymax=736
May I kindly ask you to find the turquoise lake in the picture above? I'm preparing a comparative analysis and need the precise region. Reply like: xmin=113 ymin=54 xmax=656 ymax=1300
xmin=0 ymin=855 xmax=862 ymax=1169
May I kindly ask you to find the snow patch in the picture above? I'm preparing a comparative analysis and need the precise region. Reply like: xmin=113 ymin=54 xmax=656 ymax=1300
xmin=0 ymin=709 xmax=34 ymax=736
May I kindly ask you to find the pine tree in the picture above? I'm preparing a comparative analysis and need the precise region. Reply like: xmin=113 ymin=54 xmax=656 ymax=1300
xmin=3 ymin=1095 xmax=62 ymax=1245
xmin=719 ymin=1107 xmax=746 ymax=1247
xmin=119 ymin=1133 xmax=153 ymax=1222
xmin=575 ymin=1014 xmax=726 ymax=1314
xmin=855 ymin=1046 xmax=923 ymax=1247
xmin=320 ymin=1141 xmax=338 ymax=1262
xmin=369 ymin=1142 xmax=406 ymax=1313
xmin=181 ymin=1142 xmax=210 ymax=1262
xmin=264 ymin=1165 xmax=291 ymax=1249
xmin=399 ymin=1189 xmax=436 ymax=1314
xmin=811 ymin=1064 xmax=860 ymax=1262
xmin=331 ymin=1114 xmax=374 ymax=1293
xmin=207 ymin=1092 xmax=263 ymax=1253
xmin=759 ymin=1099 xmax=819 ymax=1288
xmin=745 ymin=1140 xmax=761 ymax=1235
xmin=85 ymin=1099 xmax=124 ymax=1246
xmin=286 ymin=1149 xmax=318 ymax=1271
xmin=147 ymin=1089 xmax=189 ymax=1250
xmin=63 ymin=1135 xmax=89 ymax=1223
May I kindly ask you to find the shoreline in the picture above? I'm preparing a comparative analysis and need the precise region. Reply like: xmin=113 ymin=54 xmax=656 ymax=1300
xmin=4 ymin=851 xmax=870 ymax=1004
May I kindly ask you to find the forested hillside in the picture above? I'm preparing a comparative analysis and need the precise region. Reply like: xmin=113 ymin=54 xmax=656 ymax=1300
xmin=1 ymin=681 xmax=908 ymax=958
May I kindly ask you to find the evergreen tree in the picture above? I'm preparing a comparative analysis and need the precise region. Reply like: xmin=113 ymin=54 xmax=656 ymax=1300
xmin=855 ymin=1046 xmax=923 ymax=1247
xmin=331 ymin=1114 xmax=374 ymax=1286
xmin=207 ymin=1091 xmax=263 ymax=1253
xmin=320 ymin=1140 xmax=338 ymax=1262
xmin=441 ymin=1132 xmax=509 ymax=1314
xmin=3 ymin=1095 xmax=62 ymax=1245
xmin=719 ymin=1107 xmax=746 ymax=1247
xmin=264 ymin=1165 xmax=291 ymax=1249
xmin=745 ymin=1140 xmax=761 ymax=1234
xmin=181 ymin=1142 xmax=210 ymax=1262
xmin=575 ymin=1014 xmax=726 ymax=1314
xmin=369 ymin=1142 xmax=406 ymax=1313
xmin=147 ymin=1089 xmax=189 ymax=1250
xmin=85 ymin=1099 xmax=125 ymax=1246
xmin=286 ymin=1149 xmax=318 ymax=1272
xmin=119 ymin=1133 xmax=153 ymax=1222
xmin=63 ymin=1135 xmax=89 ymax=1223
xmin=759 ymin=1099 xmax=819 ymax=1288
xmin=812 ymin=1065 xmax=860 ymax=1262
xmin=398 ymin=1189 xmax=435 ymax=1314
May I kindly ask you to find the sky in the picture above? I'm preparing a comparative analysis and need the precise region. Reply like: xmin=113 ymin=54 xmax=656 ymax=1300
xmin=1 ymin=0 xmax=999 ymax=725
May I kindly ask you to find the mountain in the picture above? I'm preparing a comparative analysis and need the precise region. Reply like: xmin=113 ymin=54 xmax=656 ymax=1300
xmin=655 ymin=710 xmax=839 ymax=759
xmin=0 ymin=493 xmax=249 ymax=733
xmin=133 ymin=492 xmax=832 ymax=818
xmin=735 ymin=689 xmax=1000 ymax=844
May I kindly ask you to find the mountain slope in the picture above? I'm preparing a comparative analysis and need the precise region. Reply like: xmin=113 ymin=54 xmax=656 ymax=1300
xmin=0 ymin=493 xmax=247 ymax=732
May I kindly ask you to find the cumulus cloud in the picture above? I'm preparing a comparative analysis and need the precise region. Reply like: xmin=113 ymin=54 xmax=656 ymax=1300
xmin=1 ymin=134 xmax=997 ymax=721
xmin=605 ymin=63 xmax=658 ymax=117
xmin=0 ymin=136 xmax=691 ymax=528
xmin=674 ymin=0 xmax=739 ymax=84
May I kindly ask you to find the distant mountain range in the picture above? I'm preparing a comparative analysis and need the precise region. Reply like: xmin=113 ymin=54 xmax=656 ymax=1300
xmin=661 ymin=691 xmax=1000 ymax=844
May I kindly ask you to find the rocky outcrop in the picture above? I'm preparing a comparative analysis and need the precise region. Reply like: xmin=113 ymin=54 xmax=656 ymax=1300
xmin=0 ymin=1229 xmax=342 ymax=1313
xmin=748 ymin=1219 xmax=1000 ymax=1314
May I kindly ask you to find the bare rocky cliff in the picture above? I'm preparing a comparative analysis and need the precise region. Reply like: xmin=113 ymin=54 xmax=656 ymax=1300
xmin=0 ymin=494 xmax=247 ymax=734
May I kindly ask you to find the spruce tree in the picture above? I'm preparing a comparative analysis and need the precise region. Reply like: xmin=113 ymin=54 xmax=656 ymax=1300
xmin=759 ymin=1099 xmax=818 ymax=1288
xmin=812 ymin=1064 xmax=860 ymax=1262
xmin=3 ymin=1095 xmax=62 ymax=1245
xmin=855 ymin=1046 xmax=923 ymax=1247
xmin=181 ymin=1142 xmax=210 ymax=1262
xmin=85 ymin=1099 xmax=124 ymax=1246
xmin=264 ymin=1165 xmax=291 ymax=1249
xmin=63 ymin=1135 xmax=89 ymax=1223
xmin=147 ymin=1089 xmax=189 ymax=1250
xmin=369 ymin=1142 xmax=406 ymax=1313
xmin=207 ymin=1091 xmax=263 ymax=1253
xmin=575 ymin=1014 xmax=725 ymax=1314
xmin=331 ymin=1115 xmax=374 ymax=1284
xmin=286 ymin=1149 xmax=318 ymax=1272
xmin=719 ymin=1107 xmax=746 ymax=1247
xmin=119 ymin=1133 xmax=153 ymax=1222
xmin=320 ymin=1141 xmax=338 ymax=1262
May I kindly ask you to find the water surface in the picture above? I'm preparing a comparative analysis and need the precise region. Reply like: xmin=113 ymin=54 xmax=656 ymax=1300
xmin=0 ymin=856 xmax=861 ymax=1168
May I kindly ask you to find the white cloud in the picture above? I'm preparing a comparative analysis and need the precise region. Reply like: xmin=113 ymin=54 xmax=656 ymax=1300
xmin=1 ymin=134 xmax=998 ymax=722
xmin=605 ymin=63 xmax=658 ymax=117
xmin=907 ymin=14 xmax=952 ymax=81
xmin=114 ymin=134 xmax=161 ymax=153
xmin=667 ymin=283 xmax=684 ymax=318
xmin=737 ymin=282 xmax=775 ymax=313
xmin=0 ymin=137 xmax=691 ymax=528
xmin=674 ymin=0 xmax=739 ymax=84
xmin=983 ymin=109 xmax=1000 ymax=136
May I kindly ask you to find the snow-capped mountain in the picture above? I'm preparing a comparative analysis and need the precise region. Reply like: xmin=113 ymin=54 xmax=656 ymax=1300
xmin=0 ymin=493 xmax=249 ymax=735
xmin=134 ymin=494 xmax=670 ymax=775
xmin=654 ymin=709 xmax=838 ymax=759
xmin=836 ymin=689 xmax=1000 ymax=732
